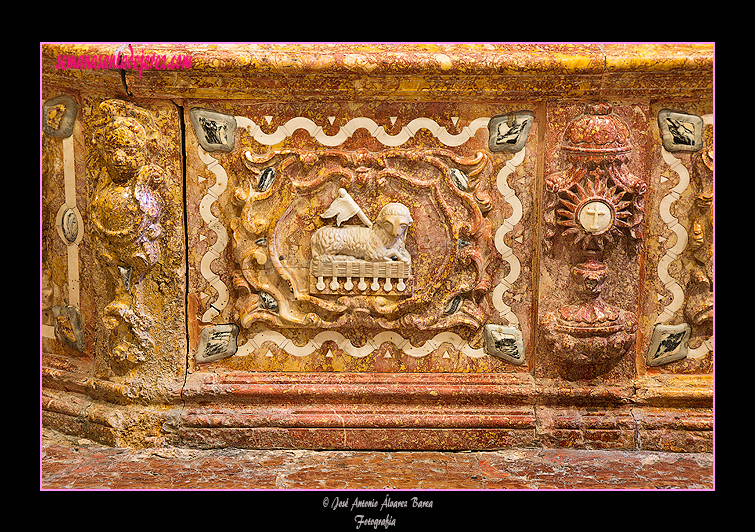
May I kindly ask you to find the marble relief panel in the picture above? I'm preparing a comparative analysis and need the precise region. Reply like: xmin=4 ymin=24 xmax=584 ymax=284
xmin=185 ymin=101 xmax=539 ymax=373
xmin=80 ymin=96 xmax=186 ymax=393
xmin=639 ymin=101 xmax=713 ymax=373
xmin=536 ymin=101 xmax=651 ymax=382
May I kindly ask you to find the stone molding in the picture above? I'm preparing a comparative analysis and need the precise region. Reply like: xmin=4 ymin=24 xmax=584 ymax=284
xmin=41 ymin=43 xmax=713 ymax=100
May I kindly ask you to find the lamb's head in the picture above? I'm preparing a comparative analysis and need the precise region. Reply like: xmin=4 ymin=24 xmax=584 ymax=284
xmin=374 ymin=203 xmax=413 ymax=242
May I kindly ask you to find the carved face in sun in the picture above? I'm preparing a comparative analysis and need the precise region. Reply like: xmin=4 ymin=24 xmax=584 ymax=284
xmin=556 ymin=175 xmax=633 ymax=250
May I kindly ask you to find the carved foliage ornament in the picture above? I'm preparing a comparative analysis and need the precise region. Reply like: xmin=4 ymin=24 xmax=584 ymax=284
xmin=231 ymin=146 xmax=500 ymax=340
xmin=541 ymin=103 xmax=645 ymax=375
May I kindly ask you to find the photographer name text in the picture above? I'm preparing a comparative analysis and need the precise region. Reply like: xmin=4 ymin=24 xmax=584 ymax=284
xmin=323 ymin=493 xmax=433 ymax=529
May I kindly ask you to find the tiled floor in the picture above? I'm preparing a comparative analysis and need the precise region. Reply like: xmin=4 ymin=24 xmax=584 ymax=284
xmin=41 ymin=429 xmax=713 ymax=491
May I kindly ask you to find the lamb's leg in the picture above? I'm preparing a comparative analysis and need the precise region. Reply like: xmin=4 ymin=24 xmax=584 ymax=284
xmin=385 ymin=248 xmax=410 ymax=264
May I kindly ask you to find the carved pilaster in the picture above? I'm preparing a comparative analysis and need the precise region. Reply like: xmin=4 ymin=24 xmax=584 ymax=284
xmin=540 ymin=103 xmax=646 ymax=380
xmin=86 ymin=98 xmax=185 ymax=394
xmin=684 ymin=126 xmax=713 ymax=339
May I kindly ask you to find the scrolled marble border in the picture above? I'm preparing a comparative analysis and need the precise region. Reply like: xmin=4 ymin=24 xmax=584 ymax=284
xmin=236 ymin=330 xmax=485 ymax=359
xmin=235 ymin=116 xmax=489 ymax=147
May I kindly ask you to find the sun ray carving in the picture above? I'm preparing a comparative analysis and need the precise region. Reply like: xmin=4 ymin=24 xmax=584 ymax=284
xmin=555 ymin=172 xmax=634 ymax=251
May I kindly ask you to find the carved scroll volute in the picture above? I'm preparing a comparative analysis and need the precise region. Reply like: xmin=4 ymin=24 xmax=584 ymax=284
xmin=541 ymin=103 xmax=645 ymax=379
xmin=89 ymin=99 xmax=165 ymax=374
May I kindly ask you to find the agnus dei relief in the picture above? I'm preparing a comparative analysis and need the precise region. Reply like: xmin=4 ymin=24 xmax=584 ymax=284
xmin=310 ymin=189 xmax=413 ymax=294
xmin=232 ymin=147 xmax=499 ymax=333
xmin=541 ymin=103 xmax=646 ymax=380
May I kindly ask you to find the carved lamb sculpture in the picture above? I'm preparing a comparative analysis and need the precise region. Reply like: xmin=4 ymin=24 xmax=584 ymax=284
xmin=311 ymin=189 xmax=413 ymax=265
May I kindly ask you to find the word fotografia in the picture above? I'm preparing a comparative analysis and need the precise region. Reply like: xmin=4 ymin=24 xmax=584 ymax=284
xmin=54 ymin=44 xmax=192 ymax=79
xmin=323 ymin=494 xmax=434 ymax=530
xmin=354 ymin=514 xmax=397 ymax=530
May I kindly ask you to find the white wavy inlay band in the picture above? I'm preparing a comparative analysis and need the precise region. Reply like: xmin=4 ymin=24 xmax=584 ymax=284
xmin=687 ymin=337 xmax=713 ymax=359
xmin=45 ymin=135 xmax=83 ymax=340
xmin=655 ymin=147 xmax=690 ymax=324
xmin=197 ymin=146 xmax=230 ymax=322
xmin=492 ymin=147 xmax=526 ymax=325
xmin=235 ymin=116 xmax=490 ymax=147
xmin=235 ymin=330 xmax=485 ymax=359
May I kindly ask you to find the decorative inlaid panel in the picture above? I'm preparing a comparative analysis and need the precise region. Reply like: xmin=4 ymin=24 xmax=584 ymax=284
xmin=639 ymin=102 xmax=713 ymax=372
xmin=186 ymin=102 xmax=537 ymax=372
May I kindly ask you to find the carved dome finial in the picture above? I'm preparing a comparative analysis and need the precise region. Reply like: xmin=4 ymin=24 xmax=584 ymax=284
xmin=585 ymin=102 xmax=613 ymax=115
xmin=561 ymin=102 xmax=632 ymax=156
